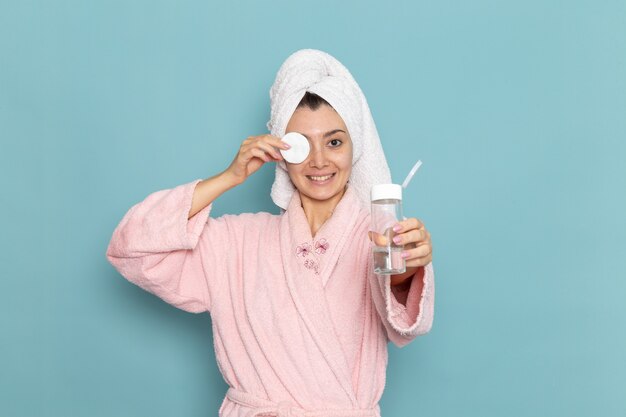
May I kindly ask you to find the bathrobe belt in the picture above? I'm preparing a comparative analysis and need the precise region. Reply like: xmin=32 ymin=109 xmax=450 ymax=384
xmin=226 ymin=387 xmax=380 ymax=417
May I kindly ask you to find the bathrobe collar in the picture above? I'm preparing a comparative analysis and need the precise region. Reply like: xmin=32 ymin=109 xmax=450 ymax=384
xmin=279 ymin=185 xmax=366 ymax=405
xmin=282 ymin=185 xmax=364 ymax=285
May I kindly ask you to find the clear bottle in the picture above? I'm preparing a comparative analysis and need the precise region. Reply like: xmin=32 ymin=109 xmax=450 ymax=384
xmin=371 ymin=184 xmax=405 ymax=275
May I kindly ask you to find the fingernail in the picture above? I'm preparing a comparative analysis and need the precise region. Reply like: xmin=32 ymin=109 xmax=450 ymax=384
xmin=282 ymin=142 xmax=291 ymax=149
xmin=392 ymin=236 xmax=401 ymax=244
xmin=401 ymin=251 xmax=410 ymax=259
xmin=393 ymin=225 xmax=401 ymax=232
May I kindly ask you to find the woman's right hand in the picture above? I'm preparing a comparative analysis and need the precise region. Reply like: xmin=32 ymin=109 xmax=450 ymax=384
xmin=189 ymin=134 xmax=290 ymax=219
xmin=224 ymin=134 xmax=291 ymax=186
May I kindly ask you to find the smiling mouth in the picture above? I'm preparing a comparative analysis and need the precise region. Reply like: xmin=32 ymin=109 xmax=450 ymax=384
xmin=306 ymin=173 xmax=336 ymax=182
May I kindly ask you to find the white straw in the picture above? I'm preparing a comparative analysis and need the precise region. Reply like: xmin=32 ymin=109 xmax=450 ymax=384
xmin=401 ymin=159 xmax=423 ymax=189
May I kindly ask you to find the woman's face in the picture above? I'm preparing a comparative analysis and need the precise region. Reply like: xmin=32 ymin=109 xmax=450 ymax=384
xmin=284 ymin=104 xmax=353 ymax=204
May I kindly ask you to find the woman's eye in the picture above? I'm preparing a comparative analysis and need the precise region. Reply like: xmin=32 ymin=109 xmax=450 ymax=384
xmin=329 ymin=139 xmax=343 ymax=147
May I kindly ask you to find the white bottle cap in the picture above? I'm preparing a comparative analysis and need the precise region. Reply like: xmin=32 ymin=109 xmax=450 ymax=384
xmin=371 ymin=184 xmax=402 ymax=201
xmin=280 ymin=132 xmax=310 ymax=164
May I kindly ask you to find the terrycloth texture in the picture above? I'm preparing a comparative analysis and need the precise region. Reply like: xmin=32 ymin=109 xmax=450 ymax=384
xmin=267 ymin=49 xmax=392 ymax=210
xmin=106 ymin=179 xmax=435 ymax=416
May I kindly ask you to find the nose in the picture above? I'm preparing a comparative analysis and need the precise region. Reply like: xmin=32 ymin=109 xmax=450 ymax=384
xmin=308 ymin=144 xmax=329 ymax=169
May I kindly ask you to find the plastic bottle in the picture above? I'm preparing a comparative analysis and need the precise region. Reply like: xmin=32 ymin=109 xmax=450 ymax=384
xmin=371 ymin=184 xmax=405 ymax=275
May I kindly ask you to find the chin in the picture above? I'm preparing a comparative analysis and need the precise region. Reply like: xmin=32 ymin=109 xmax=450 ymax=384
xmin=298 ymin=183 xmax=347 ymax=203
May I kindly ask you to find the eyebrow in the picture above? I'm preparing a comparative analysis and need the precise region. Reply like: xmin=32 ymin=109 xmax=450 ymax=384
xmin=300 ymin=129 xmax=346 ymax=140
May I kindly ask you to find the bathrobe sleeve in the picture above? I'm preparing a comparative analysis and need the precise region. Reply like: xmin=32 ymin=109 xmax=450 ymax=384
xmin=105 ymin=178 xmax=227 ymax=313
xmin=370 ymin=260 xmax=435 ymax=348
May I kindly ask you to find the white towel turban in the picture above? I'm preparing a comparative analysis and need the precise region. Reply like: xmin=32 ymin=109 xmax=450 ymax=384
xmin=267 ymin=48 xmax=392 ymax=210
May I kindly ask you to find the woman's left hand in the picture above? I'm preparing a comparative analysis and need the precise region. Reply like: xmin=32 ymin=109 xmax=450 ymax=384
xmin=391 ymin=218 xmax=433 ymax=268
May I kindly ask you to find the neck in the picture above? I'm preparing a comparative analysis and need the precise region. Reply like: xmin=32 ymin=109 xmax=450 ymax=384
xmin=300 ymin=186 xmax=347 ymax=238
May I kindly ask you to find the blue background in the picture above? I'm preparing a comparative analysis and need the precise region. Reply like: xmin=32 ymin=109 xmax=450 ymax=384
xmin=1 ymin=1 xmax=625 ymax=416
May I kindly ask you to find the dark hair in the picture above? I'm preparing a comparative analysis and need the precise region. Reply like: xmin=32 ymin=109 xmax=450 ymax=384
xmin=296 ymin=91 xmax=333 ymax=111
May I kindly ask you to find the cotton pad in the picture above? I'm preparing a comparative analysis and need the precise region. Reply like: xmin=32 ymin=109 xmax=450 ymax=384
xmin=280 ymin=132 xmax=310 ymax=164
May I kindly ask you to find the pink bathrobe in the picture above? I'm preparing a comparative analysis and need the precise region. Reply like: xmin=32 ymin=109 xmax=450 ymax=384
xmin=106 ymin=179 xmax=435 ymax=417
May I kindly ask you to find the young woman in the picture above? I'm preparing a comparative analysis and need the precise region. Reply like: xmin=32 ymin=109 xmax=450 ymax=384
xmin=107 ymin=49 xmax=435 ymax=416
